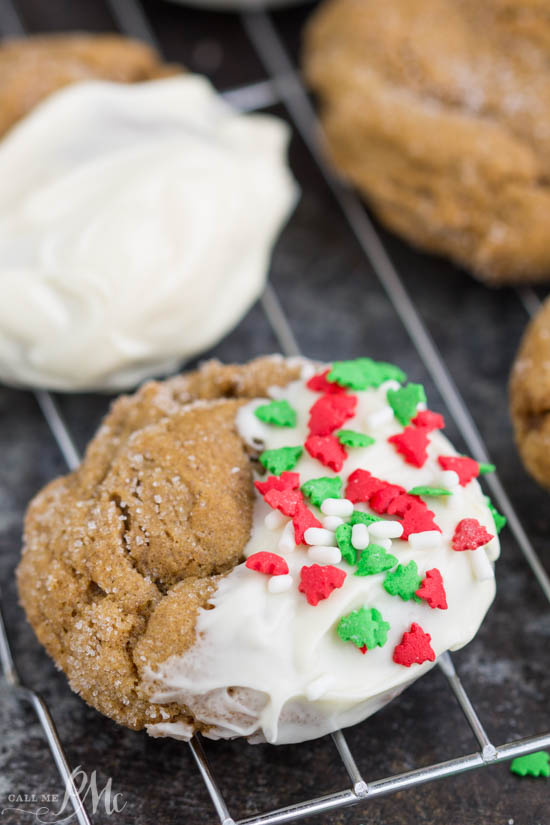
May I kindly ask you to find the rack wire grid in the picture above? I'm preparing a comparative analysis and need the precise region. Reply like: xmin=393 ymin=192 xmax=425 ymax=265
xmin=0 ymin=1 xmax=549 ymax=823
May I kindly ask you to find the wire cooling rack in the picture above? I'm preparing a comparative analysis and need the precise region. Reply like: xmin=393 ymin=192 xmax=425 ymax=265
xmin=0 ymin=1 xmax=549 ymax=823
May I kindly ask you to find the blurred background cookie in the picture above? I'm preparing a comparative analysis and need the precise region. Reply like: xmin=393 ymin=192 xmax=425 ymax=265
xmin=303 ymin=0 xmax=550 ymax=285
xmin=0 ymin=35 xmax=297 ymax=392
xmin=510 ymin=296 xmax=550 ymax=488
xmin=0 ymin=33 xmax=179 ymax=138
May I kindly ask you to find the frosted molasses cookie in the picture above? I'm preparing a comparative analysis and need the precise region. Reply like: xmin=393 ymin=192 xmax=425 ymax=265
xmin=18 ymin=355 xmax=504 ymax=743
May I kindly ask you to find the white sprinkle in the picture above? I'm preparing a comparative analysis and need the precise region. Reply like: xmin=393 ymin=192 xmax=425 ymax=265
xmin=351 ymin=523 xmax=369 ymax=550
xmin=264 ymin=510 xmax=287 ymax=530
xmin=485 ymin=539 xmax=500 ymax=562
xmin=379 ymin=379 xmax=401 ymax=393
xmin=305 ymin=675 xmax=333 ymax=701
xmin=377 ymin=538 xmax=392 ymax=551
xmin=322 ymin=515 xmax=344 ymax=531
xmin=278 ymin=521 xmax=296 ymax=553
xmin=268 ymin=574 xmax=293 ymax=593
xmin=470 ymin=547 xmax=494 ymax=581
xmin=320 ymin=497 xmax=354 ymax=517
xmin=87 ymin=520 xmax=96 ymax=530
xmin=368 ymin=520 xmax=403 ymax=539
xmin=154 ymin=494 xmax=162 ymax=504
xmin=304 ymin=527 xmax=336 ymax=546
xmin=408 ymin=531 xmax=442 ymax=549
xmin=308 ymin=546 xmax=342 ymax=564
xmin=366 ymin=407 xmax=394 ymax=428
xmin=230 ymin=466 xmax=240 ymax=474
xmin=439 ymin=470 xmax=460 ymax=488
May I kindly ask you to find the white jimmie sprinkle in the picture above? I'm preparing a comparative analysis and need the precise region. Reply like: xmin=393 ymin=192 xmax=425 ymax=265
xmin=351 ymin=523 xmax=369 ymax=550
xmin=308 ymin=546 xmax=342 ymax=565
xmin=278 ymin=521 xmax=296 ymax=553
xmin=368 ymin=520 xmax=404 ymax=539
xmin=268 ymin=574 xmax=293 ymax=593
xmin=322 ymin=515 xmax=344 ymax=531
xmin=304 ymin=527 xmax=336 ymax=546
xmin=320 ymin=498 xmax=354 ymax=517
xmin=408 ymin=531 xmax=442 ymax=549
xmin=264 ymin=510 xmax=286 ymax=530
xmin=470 ymin=547 xmax=494 ymax=581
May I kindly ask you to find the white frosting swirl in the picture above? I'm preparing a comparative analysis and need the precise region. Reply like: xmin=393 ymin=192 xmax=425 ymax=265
xmin=0 ymin=75 xmax=297 ymax=391
xmin=145 ymin=362 xmax=499 ymax=745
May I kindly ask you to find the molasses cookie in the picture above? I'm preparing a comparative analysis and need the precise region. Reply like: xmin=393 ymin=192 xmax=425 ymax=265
xmin=510 ymin=296 xmax=550 ymax=488
xmin=304 ymin=0 xmax=550 ymax=284
xmin=18 ymin=355 xmax=503 ymax=743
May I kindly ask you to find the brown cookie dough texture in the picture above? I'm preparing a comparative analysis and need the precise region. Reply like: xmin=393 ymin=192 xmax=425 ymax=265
xmin=17 ymin=357 xmax=301 ymax=731
xmin=510 ymin=297 xmax=550 ymax=488
xmin=303 ymin=0 xmax=550 ymax=284
xmin=0 ymin=33 xmax=179 ymax=139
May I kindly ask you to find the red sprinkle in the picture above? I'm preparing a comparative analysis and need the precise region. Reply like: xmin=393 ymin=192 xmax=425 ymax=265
xmin=359 ymin=645 xmax=368 ymax=655
xmin=308 ymin=393 xmax=357 ymax=436
xmin=345 ymin=469 xmax=387 ymax=503
xmin=452 ymin=518 xmax=494 ymax=552
xmin=245 ymin=552 xmax=289 ymax=576
xmin=370 ymin=483 xmax=407 ymax=514
xmin=305 ymin=434 xmax=348 ymax=472
xmin=416 ymin=568 xmax=448 ymax=610
xmin=438 ymin=455 xmax=479 ymax=486
xmin=298 ymin=564 xmax=346 ymax=606
xmin=264 ymin=488 xmax=303 ymax=517
xmin=388 ymin=426 xmax=430 ymax=468
xmin=255 ymin=472 xmax=300 ymax=496
xmin=293 ymin=501 xmax=323 ymax=545
xmin=386 ymin=494 xmax=441 ymax=539
xmin=412 ymin=410 xmax=445 ymax=431
xmin=393 ymin=622 xmax=436 ymax=667
xmin=306 ymin=369 xmax=346 ymax=395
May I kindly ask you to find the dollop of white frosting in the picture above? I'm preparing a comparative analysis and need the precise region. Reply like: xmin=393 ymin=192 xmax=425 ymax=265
xmin=145 ymin=362 xmax=499 ymax=745
xmin=0 ymin=75 xmax=297 ymax=391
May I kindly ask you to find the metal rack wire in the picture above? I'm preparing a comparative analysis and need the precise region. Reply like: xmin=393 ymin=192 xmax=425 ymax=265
xmin=0 ymin=1 xmax=549 ymax=823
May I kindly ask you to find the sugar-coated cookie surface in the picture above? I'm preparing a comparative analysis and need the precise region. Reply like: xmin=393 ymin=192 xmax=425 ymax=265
xmin=510 ymin=295 xmax=550 ymax=488
xmin=304 ymin=0 xmax=550 ymax=284
xmin=19 ymin=356 xmax=503 ymax=744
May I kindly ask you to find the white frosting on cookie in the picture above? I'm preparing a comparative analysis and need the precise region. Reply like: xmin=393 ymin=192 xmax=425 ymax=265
xmin=0 ymin=75 xmax=296 ymax=391
xmin=146 ymin=361 xmax=500 ymax=745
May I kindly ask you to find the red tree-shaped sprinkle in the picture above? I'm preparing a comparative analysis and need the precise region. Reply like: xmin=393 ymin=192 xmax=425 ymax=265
xmin=438 ymin=455 xmax=479 ymax=486
xmin=452 ymin=519 xmax=494 ymax=552
xmin=393 ymin=623 xmax=436 ymax=666
xmin=298 ymin=564 xmax=346 ymax=606
xmin=255 ymin=472 xmax=300 ymax=496
xmin=416 ymin=568 xmax=448 ymax=610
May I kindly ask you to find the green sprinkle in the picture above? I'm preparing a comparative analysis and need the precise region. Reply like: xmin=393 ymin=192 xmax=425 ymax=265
xmin=387 ymin=383 xmax=427 ymax=426
xmin=259 ymin=446 xmax=302 ymax=475
xmin=335 ymin=523 xmax=356 ymax=566
xmin=384 ymin=561 xmax=422 ymax=601
xmin=328 ymin=358 xmax=406 ymax=391
xmin=408 ymin=486 xmax=452 ymax=497
xmin=479 ymin=462 xmax=496 ymax=475
xmin=349 ymin=511 xmax=383 ymax=526
xmin=510 ymin=751 xmax=550 ymax=778
xmin=337 ymin=606 xmax=390 ymax=650
xmin=355 ymin=544 xmax=398 ymax=576
xmin=254 ymin=400 xmax=297 ymax=428
xmin=485 ymin=496 xmax=507 ymax=534
xmin=336 ymin=429 xmax=375 ymax=448
xmin=301 ymin=476 xmax=342 ymax=508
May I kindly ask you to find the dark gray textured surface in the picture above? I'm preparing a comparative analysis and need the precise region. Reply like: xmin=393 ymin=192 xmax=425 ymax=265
xmin=1 ymin=2 xmax=550 ymax=824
